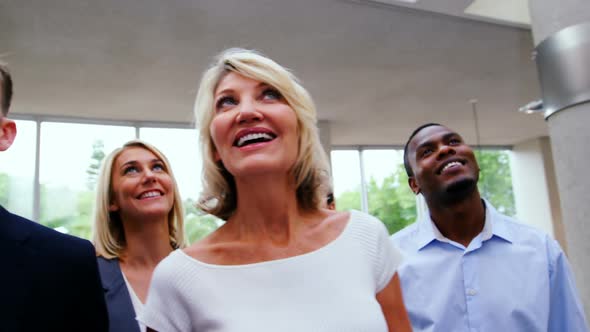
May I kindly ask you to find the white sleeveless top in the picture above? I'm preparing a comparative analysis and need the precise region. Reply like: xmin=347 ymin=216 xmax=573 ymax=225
xmin=139 ymin=210 xmax=403 ymax=332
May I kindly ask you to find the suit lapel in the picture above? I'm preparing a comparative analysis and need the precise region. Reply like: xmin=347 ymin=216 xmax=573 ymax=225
xmin=98 ymin=257 xmax=141 ymax=332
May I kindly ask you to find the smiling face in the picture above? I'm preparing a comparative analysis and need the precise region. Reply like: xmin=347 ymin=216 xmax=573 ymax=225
xmin=209 ymin=72 xmax=299 ymax=178
xmin=109 ymin=146 xmax=175 ymax=222
xmin=407 ymin=125 xmax=480 ymax=203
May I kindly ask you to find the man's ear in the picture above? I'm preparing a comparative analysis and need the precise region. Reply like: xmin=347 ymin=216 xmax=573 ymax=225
xmin=408 ymin=176 xmax=421 ymax=195
xmin=0 ymin=118 xmax=17 ymax=151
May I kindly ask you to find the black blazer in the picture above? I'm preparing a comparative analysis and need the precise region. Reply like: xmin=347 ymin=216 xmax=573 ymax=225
xmin=0 ymin=205 xmax=108 ymax=331
xmin=97 ymin=257 xmax=141 ymax=332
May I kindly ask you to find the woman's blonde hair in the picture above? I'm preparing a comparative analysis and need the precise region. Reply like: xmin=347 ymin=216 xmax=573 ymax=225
xmin=194 ymin=48 xmax=330 ymax=220
xmin=93 ymin=139 xmax=187 ymax=258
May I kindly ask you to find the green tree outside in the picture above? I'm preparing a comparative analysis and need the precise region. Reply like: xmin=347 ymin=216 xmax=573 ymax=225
xmin=0 ymin=172 xmax=9 ymax=206
xmin=336 ymin=190 xmax=361 ymax=211
xmin=86 ymin=140 xmax=106 ymax=190
xmin=183 ymin=197 xmax=223 ymax=243
xmin=335 ymin=164 xmax=417 ymax=235
xmin=366 ymin=164 xmax=417 ymax=234
xmin=476 ymin=150 xmax=515 ymax=216
xmin=40 ymin=140 xmax=106 ymax=239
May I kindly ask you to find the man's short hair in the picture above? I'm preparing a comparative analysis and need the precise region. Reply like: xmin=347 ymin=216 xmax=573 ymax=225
xmin=403 ymin=123 xmax=442 ymax=177
xmin=0 ymin=63 xmax=13 ymax=116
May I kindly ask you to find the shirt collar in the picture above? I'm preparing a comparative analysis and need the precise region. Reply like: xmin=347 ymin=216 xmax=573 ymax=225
xmin=415 ymin=199 xmax=513 ymax=250
xmin=485 ymin=200 xmax=514 ymax=243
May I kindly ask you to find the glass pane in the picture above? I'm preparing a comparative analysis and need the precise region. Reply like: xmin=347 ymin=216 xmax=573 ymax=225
xmin=476 ymin=149 xmax=516 ymax=216
xmin=140 ymin=127 xmax=222 ymax=243
xmin=362 ymin=149 xmax=417 ymax=234
xmin=330 ymin=150 xmax=362 ymax=211
xmin=39 ymin=122 xmax=135 ymax=239
xmin=0 ymin=120 xmax=36 ymax=219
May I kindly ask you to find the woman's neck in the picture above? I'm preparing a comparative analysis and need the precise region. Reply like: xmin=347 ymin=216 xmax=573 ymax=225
xmin=120 ymin=216 xmax=172 ymax=268
xmin=228 ymin=173 xmax=310 ymax=244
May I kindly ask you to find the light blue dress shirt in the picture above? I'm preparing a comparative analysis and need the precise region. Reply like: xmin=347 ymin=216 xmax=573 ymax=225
xmin=391 ymin=200 xmax=589 ymax=332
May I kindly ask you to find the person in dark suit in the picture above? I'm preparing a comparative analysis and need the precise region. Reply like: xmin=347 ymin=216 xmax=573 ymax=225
xmin=0 ymin=63 xmax=109 ymax=330
xmin=93 ymin=140 xmax=187 ymax=332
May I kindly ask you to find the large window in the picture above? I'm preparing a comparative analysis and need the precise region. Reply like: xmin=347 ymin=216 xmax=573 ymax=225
xmin=476 ymin=149 xmax=516 ymax=216
xmin=4 ymin=115 xmax=516 ymax=243
xmin=39 ymin=122 xmax=135 ymax=238
xmin=332 ymin=148 xmax=416 ymax=234
xmin=0 ymin=120 xmax=37 ymax=219
xmin=3 ymin=117 xmax=225 ymax=243
xmin=363 ymin=150 xmax=417 ymax=234
xmin=331 ymin=150 xmax=362 ymax=211
xmin=329 ymin=148 xmax=515 ymax=235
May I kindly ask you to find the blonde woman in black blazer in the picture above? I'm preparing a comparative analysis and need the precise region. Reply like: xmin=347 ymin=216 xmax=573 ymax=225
xmin=92 ymin=140 xmax=187 ymax=332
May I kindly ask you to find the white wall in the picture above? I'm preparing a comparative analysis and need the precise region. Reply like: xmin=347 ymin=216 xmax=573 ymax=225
xmin=510 ymin=136 xmax=566 ymax=250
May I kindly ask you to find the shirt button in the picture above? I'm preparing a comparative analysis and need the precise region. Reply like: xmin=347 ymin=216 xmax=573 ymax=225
xmin=467 ymin=289 xmax=477 ymax=296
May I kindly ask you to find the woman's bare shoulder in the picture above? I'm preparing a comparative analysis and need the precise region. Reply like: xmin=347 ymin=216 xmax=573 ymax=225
xmin=318 ymin=209 xmax=350 ymax=230
xmin=182 ymin=226 xmax=254 ymax=265
xmin=304 ymin=209 xmax=351 ymax=244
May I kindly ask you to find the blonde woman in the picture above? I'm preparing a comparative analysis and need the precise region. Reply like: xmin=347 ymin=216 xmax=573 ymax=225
xmin=93 ymin=140 xmax=186 ymax=332
xmin=140 ymin=49 xmax=411 ymax=332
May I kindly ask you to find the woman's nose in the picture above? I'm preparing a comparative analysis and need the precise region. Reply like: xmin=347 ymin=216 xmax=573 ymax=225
xmin=142 ymin=169 xmax=157 ymax=183
xmin=236 ymin=100 xmax=263 ymax=124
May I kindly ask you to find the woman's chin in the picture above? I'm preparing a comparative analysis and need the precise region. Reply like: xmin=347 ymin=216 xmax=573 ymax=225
xmin=227 ymin=159 xmax=296 ymax=179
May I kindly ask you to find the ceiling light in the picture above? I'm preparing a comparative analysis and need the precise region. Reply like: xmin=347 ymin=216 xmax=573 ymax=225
xmin=518 ymin=100 xmax=544 ymax=114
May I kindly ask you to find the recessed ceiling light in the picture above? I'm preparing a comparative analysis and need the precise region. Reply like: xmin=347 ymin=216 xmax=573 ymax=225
xmin=518 ymin=100 xmax=544 ymax=115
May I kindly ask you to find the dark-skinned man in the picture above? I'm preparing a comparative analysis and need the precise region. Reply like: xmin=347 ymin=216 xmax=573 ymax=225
xmin=391 ymin=123 xmax=588 ymax=332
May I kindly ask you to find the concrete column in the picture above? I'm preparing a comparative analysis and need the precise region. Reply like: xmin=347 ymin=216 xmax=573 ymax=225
xmin=510 ymin=137 xmax=566 ymax=250
xmin=529 ymin=0 xmax=590 ymax=317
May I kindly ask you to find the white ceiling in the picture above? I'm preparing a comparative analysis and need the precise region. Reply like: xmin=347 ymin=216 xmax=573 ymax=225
xmin=373 ymin=0 xmax=530 ymax=27
xmin=1 ymin=0 xmax=547 ymax=146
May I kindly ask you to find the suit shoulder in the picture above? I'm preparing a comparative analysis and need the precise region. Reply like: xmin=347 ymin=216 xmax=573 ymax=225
xmin=12 ymin=215 xmax=96 ymax=261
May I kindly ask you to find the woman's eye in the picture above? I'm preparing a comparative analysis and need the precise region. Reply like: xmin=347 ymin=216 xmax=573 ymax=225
xmin=153 ymin=163 xmax=165 ymax=172
xmin=123 ymin=166 xmax=139 ymax=175
xmin=262 ymin=88 xmax=282 ymax=100
xmin=215 ymin=96 xmax=237 ymax=110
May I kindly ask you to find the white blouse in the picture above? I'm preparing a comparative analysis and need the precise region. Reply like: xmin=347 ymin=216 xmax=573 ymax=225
xmin=139 ymin=210 xmax=404 ymax=332
xmin=122 ymin=271 xmax=147 ymax=332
